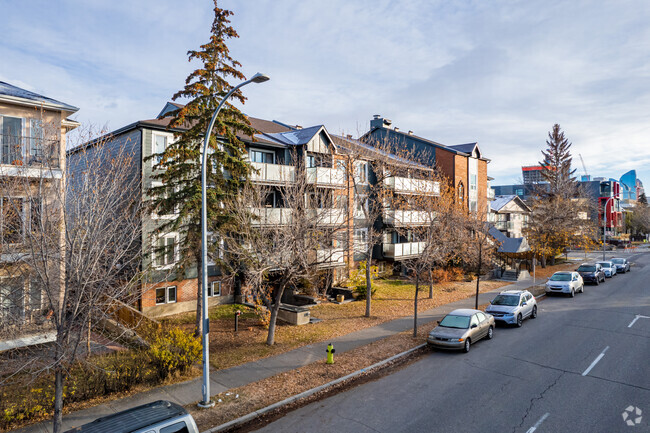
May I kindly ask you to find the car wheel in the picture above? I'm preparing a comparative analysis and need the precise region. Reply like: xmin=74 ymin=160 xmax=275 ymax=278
xmin=487 ymin=326 xmax=494 ymax=339
xmin=531 ymin=305 xmax=538 ymax=318
xmin=570 ymin=288 xmax=575 ymax=298
xmin=463 ymin=338 xmax=471 ymax=353
xmin=595 ymin=277 xmax=600 ymax=286
xmin=516 ymin=314 xmax=523 ymax=327
xmin=580 ymin=284 xmax=585 ymax=293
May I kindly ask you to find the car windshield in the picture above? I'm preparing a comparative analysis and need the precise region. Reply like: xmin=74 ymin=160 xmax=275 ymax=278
xmin=611 ymin=258 xmax=624 ymax=264
xmin=597 ymin=262 xmax=611 ymax=268
xmin=550 ymin=273 xmax=571 ymax=281
xmin=577 ymin=265 xmax=596 ymax=272
xmin=439 ymin=315 xmax=470 ymax=329
xmin=491 ymin=295 xmax=519 ymax=306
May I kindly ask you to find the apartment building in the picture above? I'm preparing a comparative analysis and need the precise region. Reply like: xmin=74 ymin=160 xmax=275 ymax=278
xmin=489 ymin=195 xmax=531 ymax=238
xmin=0 ymin=81 xmax=79 ymax=348
xmin=361 ymin=116 xmax=490 ymax=216
xmin=68 ymin=104 xmax=352 ymax=318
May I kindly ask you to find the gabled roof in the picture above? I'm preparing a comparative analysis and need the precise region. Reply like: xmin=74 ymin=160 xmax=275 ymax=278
xmin=0 ymin=81 xmax=78 ymax=113
xmin=156 ymin=102 xmax=184 ymax=119
xmin=488 ymin=226 xmax=531 ymax=254
xmin=448 ymin=142 xmax=482 ymax=158
xmin=331 ymin=134 xmax=433 ymax=171
xmin=491 ymin=195 xmax=532 ymax=213
xmin=259 ymin=124 xmax=326 ymax=146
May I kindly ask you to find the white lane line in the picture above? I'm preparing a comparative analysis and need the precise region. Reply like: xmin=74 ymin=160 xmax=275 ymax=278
xmin=628 ymin=315 xmax=650 ymax=328
xmin=526 ymin=412 xmax=550 ymax=433
xmin=582 ymin=346 xmax=609 ymax=376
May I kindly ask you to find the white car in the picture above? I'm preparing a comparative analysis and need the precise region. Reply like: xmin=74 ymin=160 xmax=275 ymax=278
xmin=545 ymin=271 xmax=584 ymax=297
xmin=597 ymin=261 xmax=617 ymax=278
xmin=485 ymin=290 xmax=538 ymax=327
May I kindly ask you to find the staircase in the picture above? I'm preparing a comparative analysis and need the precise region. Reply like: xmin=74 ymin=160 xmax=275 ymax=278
xmin=500 ymin=270 xmax=531 ymax=282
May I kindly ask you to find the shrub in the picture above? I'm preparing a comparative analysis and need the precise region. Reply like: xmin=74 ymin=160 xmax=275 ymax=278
xmin=149 ymin=328 xmax=202 ymax=380
xmin=353 ymin=284 xmax=377 ymax=300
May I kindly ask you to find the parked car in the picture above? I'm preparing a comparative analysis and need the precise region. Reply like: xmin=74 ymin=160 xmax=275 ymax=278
xmin=64 ymin=400 xmax=199 ymax=433
xmin=576 ymin=263 xmax=606 ymax=285
xmin=427 ymin=309 xmax=495 ymax=353
xmin=545 ymin=271 xmax=584 ymax=297
xmin=485 ymin=290 xmax=537 ymax=327
xmin=611 ymin=257 xmax=630 ymax=273
xmin=597 ymin=261 xmax=617 ymax=278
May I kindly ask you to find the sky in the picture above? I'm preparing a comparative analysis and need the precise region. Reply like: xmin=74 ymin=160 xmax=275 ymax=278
xmin=1 ymin=0 xmax=649 ymax=186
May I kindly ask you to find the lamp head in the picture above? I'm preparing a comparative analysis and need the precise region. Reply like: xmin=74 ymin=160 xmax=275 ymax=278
xmin=250 ymin=73 xmax=270 ymax=83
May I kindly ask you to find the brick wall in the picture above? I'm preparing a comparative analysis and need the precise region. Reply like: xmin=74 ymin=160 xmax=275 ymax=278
xmin=141 ymin=276 xmax=233 ymax=318
xmin=477 ymin=159 xmax=488 ymax=218
xmin=455 ymin=154 xmax=469 ymax=210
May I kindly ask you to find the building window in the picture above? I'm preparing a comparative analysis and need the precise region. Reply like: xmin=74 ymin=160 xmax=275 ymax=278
xmin=151 ymin=182 xmax=177 ymax=218
xmin=208 ymin=281 xmax=221 ymax=297
xmin=457 ymin=182 xmax=464 ymax=203
xmin=153 ymin=133 xmax=172 ymax=166
xmin=1 ymin=115 xmax=24 ymax=165
xmin=1 ymin=197 xmax=24 ymax=244
xmin=355 ymin=162 xmax=368 ymax=184
xmin=250 ymin=149 xmax=274 ymax=164
xmin=0 ymin=277 xmax=25 ymax=324
xmin=155 ymin=286 xmax=177 ymax=305
xmin=155 ymin=234 xmax=177 ymax=268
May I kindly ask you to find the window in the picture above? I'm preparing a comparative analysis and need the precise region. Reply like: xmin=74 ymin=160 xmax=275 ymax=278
xmin=1 ymin=197 xmax=24 ymax=244
xmin=151 ymin=182 xmax=176 ymax=218
xmin=208 ymin=281 xmax=221 ymax=297
xmin=515 ymin=188 xmax=524 ymax=197
xmin=355 ymin=162 xmax=368 ymax=184
xmin=457 ymin=182 xmax=464 ymax=202
xmin=476 ymin=312 xmax=487 ymax=322
xmin=30 ymin=119 xmax=45 ymax=163
xmin=0 ymin=277 xmax=25 ymax=324
xmin=250 ymin=149 xmax=274 ymax=164
xmin=29 ymin=276 xmax=42 ymax=311
xmin=153 ymin=133 xmax=170 ymax=166
xmin=470 ymin=314 xmax=479 ymax=327
xmin=160 ymin=421 xmax=189 ymax=433
xmin=155 ymin=234 xmax=177 ymax=268
xmin=306 ymin=154 xmax=316 ymax=168
xmin=155 ymin=286 xmax=177 ymax=305
xmin=354 ymin=195 xmax=368 ymax=217
xmin=1 ymin=116 xmax=23 ymax=165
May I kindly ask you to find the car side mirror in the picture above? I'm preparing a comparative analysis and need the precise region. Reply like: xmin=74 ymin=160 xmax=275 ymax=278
xmin=521 ymin=302 xmax=527 ymax=307
xmin=471 ymin=324 xmax=478 ymax=329
xmin=437 ymin=320 xmax=442 ymax=325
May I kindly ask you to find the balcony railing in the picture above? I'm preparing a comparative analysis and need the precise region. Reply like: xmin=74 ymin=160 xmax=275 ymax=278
xmin=309 ymin=208 xmax=347 ymax=226
xmin=383 ymin=242 xmax=426 ymax=259
xmin=0 ymin=135 xmax=60 ymax=168
xmin=250 ymin=207 xmax=293 ymax=226
xmin=306 ymin=167 xmax=346 ymax=187
xmin=316 ymin=248 xmax=345 ymax=268
xmin=384 ymin=177 xmax=439 ymax=195
xmin=494 ymin=221 xmax=514 ymax=231
xmin=383 ymin=209 xmax=433 ymax=226
xmin=487 ymin=188 xmax=495 ymax=200
xmin=250 ymin=162 xmax=295 ymax=183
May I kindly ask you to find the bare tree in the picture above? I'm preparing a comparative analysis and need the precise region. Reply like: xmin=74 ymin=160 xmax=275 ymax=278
xmin=224 ymin=162 xmax=347 ymax=345
xmin=463 ymin=212 xmax=496 ymax=310
xmin=0 ymin=125 xmax=144 ymax=433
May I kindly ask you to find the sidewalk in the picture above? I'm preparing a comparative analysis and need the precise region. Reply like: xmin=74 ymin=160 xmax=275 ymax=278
xmin=14 ymin=279 xmax=541 ymax=433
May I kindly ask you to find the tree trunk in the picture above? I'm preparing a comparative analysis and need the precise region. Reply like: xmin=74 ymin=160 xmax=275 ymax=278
xmin=52 ymin=366 xmax=64 ymax=433
xmin=413 ymin=272 xmax=419 ymax=337
xmin=195 ymin=258 xmax=203 ymax=338
xmin=266 ymin=280 xmax=287 ymax=346
xmin=475 ymin=243 xmax=482 ymax=310
xmin=540 ymin=254 xmax=547 ymax=268
xmin=365 ymin=257 xmax=372 ymax=318
xmin=428 ymin=268 xmax=433 ymax=299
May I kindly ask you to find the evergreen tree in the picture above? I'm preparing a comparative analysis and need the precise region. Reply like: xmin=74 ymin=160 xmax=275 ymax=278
xmin=149 ymin=1 xmax=255 ymax=336
xmin=540 ymin=124 xmax=576 ymax=198
xmin=639 ymin=192 xmax=647 ymax=205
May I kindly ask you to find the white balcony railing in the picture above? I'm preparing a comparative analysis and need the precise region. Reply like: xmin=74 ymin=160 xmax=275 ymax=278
xmin=250 ymin=207 xmax=293 ymax=226
xmin=487 ymin=188 xmax=495 ymax=200
xmin=306 ymin=167 xmax=346 ymax=187
xmin=309 ymin=208 xmax=347 ymax=226
xmin=383 ymin=242 xmax=426 ymax=259
xmin=383 ymin=209 xmax=433 ymax=226
xmin=316 ymin=248 xmax=345 ymax=268
xmin=250 ymin=162 xmax=295 ymax=183
xmin=384 ymin=177 xmax=439 ymax=195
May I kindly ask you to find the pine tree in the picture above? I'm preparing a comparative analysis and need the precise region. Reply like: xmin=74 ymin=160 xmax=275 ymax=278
xmin=149 ymin=1 xmax=255 ymax=336
xmin=540 ymin=124 xmax=576 ymax=198
xmin=639 ymin=192 xmax=647 ymax=205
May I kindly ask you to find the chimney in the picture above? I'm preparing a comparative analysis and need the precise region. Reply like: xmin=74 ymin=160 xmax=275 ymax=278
xmin=370 ymin=115 xmax=392 ymax=130
xmin=394 ymin=127 xmax=399 ymax=132
xmin=408 ymin=130 xmax=414 ymax=135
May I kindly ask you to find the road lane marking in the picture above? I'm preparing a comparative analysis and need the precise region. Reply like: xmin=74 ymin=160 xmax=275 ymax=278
xmin=526 ymin=413 xmax=550 ymax=433
xmin=628 ymin=315 xmax=650 ymax=328
xmin=582 ymin=346 xmax=609 ymax=376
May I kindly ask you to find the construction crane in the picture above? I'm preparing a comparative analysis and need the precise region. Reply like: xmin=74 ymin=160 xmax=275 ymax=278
xmin=578 ymin=153 xmax=589 ymax=180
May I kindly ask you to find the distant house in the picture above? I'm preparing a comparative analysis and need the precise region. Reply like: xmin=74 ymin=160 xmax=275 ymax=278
xmin=489 ymin=195 xmax=531 ymax=238
xmin=0 ymin=81 xmax=79 ymax=349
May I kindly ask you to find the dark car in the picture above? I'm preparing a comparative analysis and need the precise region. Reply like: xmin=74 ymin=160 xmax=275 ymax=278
xmin=576 ymin=263 xmax=605 ymax=285
xmin=611 ymin=257 xmax=630 ymax=273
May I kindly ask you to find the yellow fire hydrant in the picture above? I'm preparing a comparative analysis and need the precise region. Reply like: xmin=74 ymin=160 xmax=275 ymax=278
xmin=326 ymin=343 xmax=335 ymax=364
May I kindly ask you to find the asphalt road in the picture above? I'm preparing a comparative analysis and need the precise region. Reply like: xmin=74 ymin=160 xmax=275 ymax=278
xmin=255 ymin=251 xmax=650 ymax=433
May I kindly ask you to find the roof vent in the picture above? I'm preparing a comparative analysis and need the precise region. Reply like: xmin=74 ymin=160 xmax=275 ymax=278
xmin=408 ymin=130 xmax=414 ymax=135
xmin=394 ymin=127 xmax=399 ymax=132
xmin=373 ymin=114 xmax=381 ymax=120
xmin=295 ymin=125 xmax=302 ymax=130
xmin=346 ymin=134 xmax=352 ymax=139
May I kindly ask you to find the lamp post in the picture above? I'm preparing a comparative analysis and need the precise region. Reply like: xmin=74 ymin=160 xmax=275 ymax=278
xmin=198 ymin=72 xmax=269 ymax=408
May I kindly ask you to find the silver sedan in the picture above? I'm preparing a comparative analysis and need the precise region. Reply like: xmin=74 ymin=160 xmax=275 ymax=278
xmin=427 ymin=309 xmax=495 ymax=353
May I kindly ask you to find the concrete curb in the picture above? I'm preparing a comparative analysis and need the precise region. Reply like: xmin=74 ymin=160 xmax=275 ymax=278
xmin=203 ymin=343 xmax=427 ymax=433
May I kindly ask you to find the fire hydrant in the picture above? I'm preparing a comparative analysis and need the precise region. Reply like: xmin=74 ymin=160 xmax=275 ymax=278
xmin=235 ymin=310 xmax=241 ymax=332
xmin=326 ymin=343 xmax=335 ymax=364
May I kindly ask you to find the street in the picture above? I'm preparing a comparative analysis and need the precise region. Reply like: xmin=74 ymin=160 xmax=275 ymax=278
xmin=255 ymin=251 xmax=650 ymax=433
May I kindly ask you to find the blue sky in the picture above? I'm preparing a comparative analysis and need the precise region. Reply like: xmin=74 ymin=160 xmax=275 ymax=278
xmin=2 ymin=0 xmax=649 ymax=186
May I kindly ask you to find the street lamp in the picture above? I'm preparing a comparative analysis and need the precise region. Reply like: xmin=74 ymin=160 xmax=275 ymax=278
xmin=602 ymin=183 xmax=631 ymax=260
xmin=198 ymin=72 xmax=269 ymax=408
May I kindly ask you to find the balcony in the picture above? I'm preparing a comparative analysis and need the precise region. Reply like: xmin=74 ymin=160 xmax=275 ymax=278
xmin=494 ymin=221 xmax=514 ymax=231
xmin=306 ymin=166 xmax=346 ymax=188
xmin=250 ymin=162 xmax=295 ymax=184
xmin=309 ymin=208 xmax=347 ymax=226
xmin=383 ymin=242 xmax=426 ymax=259
xmin=250 ymin=207 xmax=293 ymax=226
xmin=316 ymin=248 xmax=345 ymax=268
xmin=0 ymin=135 xmax=61 ymax=175
xmin=383 ymin=209 xmax=432 ymax=226
xmin=384 ymin=177 xmax=439 ymax=195
xmin=487 ymin=187 xmax=495 ymax=200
